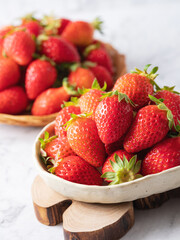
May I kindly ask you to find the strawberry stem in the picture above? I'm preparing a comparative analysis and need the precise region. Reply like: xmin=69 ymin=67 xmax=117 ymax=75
xmin=63 ymin=113 xmax=92 ymax=130
xmin=83 ymin=43 xmax=100 ymax=57
xmin=149 ymin=94 xmax=174 ymax=130
xmin=78 ymin=78 xmax=107 ymax=95
xmin=62 ymin=78 xmax=78 ymax=96
xmin=61 ymin=97 xmax=79 ymax=108
xmin=39 ymin=131 xmax=58 ymax=149
xmin=131 ymin=64 xmax=159 ymax=81
xmin=82 ymin=61 xmax=97 ymax=68
xmin=101 ymin=154 xmax=142 ymax=185
xmin=100 ymin=90 xmax=136 ymax=107
xmin=91 ymin=17 xmax=103 ymax=33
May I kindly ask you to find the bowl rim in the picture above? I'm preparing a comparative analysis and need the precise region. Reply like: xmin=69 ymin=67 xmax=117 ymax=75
xmin=34 ymin=120 xmax=180 ymax=189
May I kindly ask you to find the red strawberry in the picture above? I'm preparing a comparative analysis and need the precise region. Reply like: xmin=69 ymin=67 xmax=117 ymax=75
xmin=0 ymin=26 xmax=13 ymax=56
xmin=95 ymin=91 xmax=133 ymax=144
xmin=123 ymin=95 xmax=174 ymax=153
xmin=55 ymin=106 xmax=81 ymax=139
xmin=142 ymin=137 xmax=180 ymax=175
xmin=0 ymin=57 xmax=20 ymax=91
xmin=61 ymin=18 xmax=102 ymax=46
xmin=89 ymin=65 xmax=113 ymax=90
xmin=39 ymin=16 xmax=71 ymax=36
xmin=113 ymin=64 xmax=158 ymax=109
xmin=22 ymin=20 xmax=42 ymax=36
xmin=0 ymin=26 xmax=13 ymax=36
xmin=41 ymin=36 xmax=80 ymax=63
xmin=3 ymin=30 xmax=35 ymax=65
xmin=101 ymin=151 xmax=142 ymax=184
xmin=105 ymin=135 xmax=125 ymax=155
xmin=31 ymin=87 xmax=70 ymax=116
xmin=25 ymin=59 xmax=57 ymax=100
xmin=58 ymin=18 xmax=71 ymax=34
xmin=55 ymin=155 xmax=103 ymax=185
xmin=0 ymin=38 xmax=4 ymax=56
xmin=0 ymin=86 xmax=28 ymax=114
xmin=68 ymin=67 xmax=95 ymax=89
xmin=66 ymin=114 xmax=106 ymax=167
xmin=153 ymin=88 xmax=180 ymax=129
xmin=39 ymin=131 xmax=74 ymax=160
xmin=78 ymin=79 xmax=105 ymax=120
xmin=84 ymin=43 xmax=113 ymax=75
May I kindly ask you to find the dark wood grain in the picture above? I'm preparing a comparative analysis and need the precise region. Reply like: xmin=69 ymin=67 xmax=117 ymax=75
xmin=134 ymin=187 xmax=180 ymax=209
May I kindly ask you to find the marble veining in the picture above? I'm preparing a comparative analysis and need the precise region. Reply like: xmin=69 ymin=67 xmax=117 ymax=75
xmin=0 ymin=0 xmax=180 ymax=239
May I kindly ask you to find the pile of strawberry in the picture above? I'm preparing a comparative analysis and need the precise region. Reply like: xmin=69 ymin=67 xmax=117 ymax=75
xmin=39 ymin=65 xmax=180 ymax=186
xmin=0 ymin=14 xmax=114 ymax=115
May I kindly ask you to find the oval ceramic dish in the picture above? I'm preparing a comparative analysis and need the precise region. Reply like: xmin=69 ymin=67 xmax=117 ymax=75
xmin=34 ymin=121 xmax=180 ymax=204
xmin=0 ymin=43 xmax=126 ymax=127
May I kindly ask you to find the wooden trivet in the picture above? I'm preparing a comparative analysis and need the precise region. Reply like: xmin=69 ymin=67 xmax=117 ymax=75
xmin=31 ymin=176 xmax=180 ymax=240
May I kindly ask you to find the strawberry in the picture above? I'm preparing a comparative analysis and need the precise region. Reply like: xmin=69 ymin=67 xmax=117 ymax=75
xmin=142 ymin=137 xmax=180 ymax=175
xmin=41 ymin=36 xmax=80 ymax=63
xmin=65 ymin=114 xmax=106 ymax=167
xmin=89 ymin=65 xmax=113 ymax=90
xmin=83 ymin=43 xmax=113 ymax=75
xmin=113 ymin=64 xmax=158 ymax=109
xmin=22 ymin=20 xmax=42 ymax=37
xmin=78 ymin=79 xmax=106 ymax=120
xmin=153 ymin=87 xmax=180 ymax=129
xmin=0 ymin=26 xmax=13 ymax=36
xmin=95 ymin=91 xmax=134 ymax=144
xmin=123 ymin=95 xmax=175 ymax=153
xmin=55 ymin=106 xmax=81 ymax=138
xmin=0 ymin=86 xmax=28 ymax=114
xmin=25 ymin=59 xmax=57 ymax=100
xmin=3 ymin=30 xmax=35 ymax=65
xmin=55 ymin=155 xmax=103 ymax=185
xmin=101 ymin=151 xmax=142 ymax=184
xmin=61 ymin=18 xmax=102 ymax=46
xmin=68 ymin=67 xmax=95 ymax=89
xmin=0 ymin=57 xmax=20 ymax=91
xmin=39 ymin=131 xmax=74 ymax=160
xmin=0 ymin=26 xmax=13 ymax=56
xmin=31 ymin=86 xmax=70 ymax=116
xmin=58 ymin=18 xmax=71 ymax=34
xmin=105 ymin=135 xmax=125 ymax=155
xmin=40 ymin=16 xmax=71 ymax=36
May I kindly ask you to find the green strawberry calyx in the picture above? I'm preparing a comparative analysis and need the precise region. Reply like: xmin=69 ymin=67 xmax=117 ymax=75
xmin=48 ymin=158 xmax=62 ymax=174
xmin=33 ymin=53 xmax=56 ymax=66
xmin=63 ymin=113 xmax=92 ymax=130
xmin=63 ymin=78 xmax=78 ymax=96
xmin=78 ymin=78 xmax=107 ymax=95
xmin=40 ymin=15 xmax=61 ymax=35
xmin=82 ymin=61 xmax=97 ymax=69
xmin=131 ymin=64 xmax=158 ymax=81
xmin=149 ymin=95 xmax=175 ymax=130
xmin=36 ymin=33 xmax=49 ymax=47
xmin=101 ymin=90 xmax=136 ymax=107
xmin=101 ymin=154 xmax=142 ymax=185
xmin=91 ymin=17 xmax=103 ymax=33
xmin=83 ymin=42 xmax=101 ymax=57
xmin=39 ymin=131 xmax=58 ymax=150
xmin=153 ymin=84 xmax=180 ymax=95
xmin=21 ymin=12 xmax=37 ymax=22
xmin=61 ymin=97 xmax=79 ymax=108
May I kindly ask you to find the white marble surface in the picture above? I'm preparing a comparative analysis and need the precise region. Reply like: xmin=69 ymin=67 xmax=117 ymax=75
xmin=0 ymin=0 xmax=180 ymax=239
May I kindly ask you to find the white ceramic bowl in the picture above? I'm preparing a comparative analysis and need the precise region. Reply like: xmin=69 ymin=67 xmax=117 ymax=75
xmin=34 ymin=121 xmax=180 ymax=203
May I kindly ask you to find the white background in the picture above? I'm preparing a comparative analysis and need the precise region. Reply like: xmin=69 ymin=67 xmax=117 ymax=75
xmin=0 ymin=0 xmax=180 ymax=239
